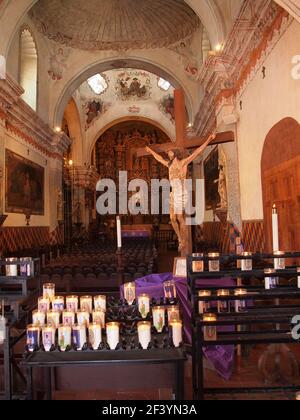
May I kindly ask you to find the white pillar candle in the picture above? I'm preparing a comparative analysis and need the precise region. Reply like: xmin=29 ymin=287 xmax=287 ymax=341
xmin=152 ymin=306 xmax=166 ymax=333
xmin=5 ymin=258 xmax=18 ymax=277
xmin=272 ymin=205 xmax=279 ymax=252
xmin=163 ymin=281 xmax=177 ymax=300
xmin=192 ymin=254 xmax=204 ymax=273
xmin=297 ymin=268 xmax=300 ymax=289
xmin=264 ymin=269 xmax=279 ymax=290
xmin=80 ymin=296 xmax=93 ymax=313
xmin=217 ymin=290 xmax=230 ymax=313
xmin=106 ymin=322 xmax=120 ymax=350
xmin=241 ymin=252 xmax=253 ymax=271
xmin=198 ymin=291 xmax=211 ymax=314
xmin=72 ymin=324 xmax=87 ymax=350
xmin=167 ymin=305 xmax=181 ymax=323
xmin=52 ymin=296 xmax=65 ymax=312
xmin=43 ymin=283 xmax=55 ymax=301
xmin=94 ymin=295 xmax=106 ymax=312
xmin=88 ymin=323 xmax=102 ymax=350
xmin=208 ymin=253 xmax=220 ymax=272
xmin=26 ymin=325 xmax=40 ymax=352
xmin=234 ymin=289 xmax=247 ymax=313
xmin=203 ymin=313 xmax=217 ymax=341
xmin=32 ymin=310 xmax=46 ymax=327
xmin=20 ymin=257 xmax=33 ymax=277
xmin=92 ymin=310 xmax=106 ymax=328
xmin=77 ymin=310 xmax=90 ymax=327
xmin=62 ymin=311 xmax=76 ymax=326
xmin=58 ymin=325 xmax=72 ymax=351
xmin=138 ymin=294 xmax=150 ymax=319
xmin=274 ymin=251 xmax=286 ymax=270
xmin=138 ymin=321 xmax=151 ymax=350
xmin=42 ymin=325 xmax=56 ymax=351
xmin=124 ymin=282 xmax=136 ymax=305
xmin=38 ymin=297 xmax=50 ymax=313
xmin=66 ymin=296 xmax=79 ymax=312
xmin=116 ymin=216 xmax=122 ymax=249
xmin=46 ymin=310 xmax=60 ymax=328
xmin=170 ymin=321 xmax=183 ymax=348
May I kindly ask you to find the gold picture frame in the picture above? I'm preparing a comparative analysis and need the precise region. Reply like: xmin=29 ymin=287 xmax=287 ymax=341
xmin=173 ymin=257 xmax=187 ymax=278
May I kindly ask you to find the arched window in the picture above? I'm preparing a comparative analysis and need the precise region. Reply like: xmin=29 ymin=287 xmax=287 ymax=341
xmin=20 ymin=29 xmax=38 ymax=110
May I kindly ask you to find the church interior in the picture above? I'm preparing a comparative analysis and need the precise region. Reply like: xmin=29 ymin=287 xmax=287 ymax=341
xmin=1 ymin=0 xmax=300 ymax=401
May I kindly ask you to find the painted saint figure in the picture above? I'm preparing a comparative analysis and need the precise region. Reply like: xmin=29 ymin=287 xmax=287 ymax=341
xmin=146 ymin=134 xmax=215 ymax=252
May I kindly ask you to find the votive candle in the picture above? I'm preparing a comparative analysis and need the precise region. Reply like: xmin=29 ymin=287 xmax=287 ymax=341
xmin=26 ymin=325 xmax=40 ymax=352
xmin=192 ymin=254 xmax=204 ymax=273
xmin=297 ymin=268 xmax=300 ymax=289
xmin=163 ymin=281 xmax=177 ymax=300
xmin=106 ymin=322 xmax=120 ymax=350
xmin=274 ymin=251 xmax=286 ymax=270
xmin=138 ymin=294 xmax=150 ymax=319
xmin=170 ymin=321 xmax=183 ymax=348
xmin=124 ymin=282 xmax=136 ymax=305
xmin=264 ymin=269 xmax=279 ymax=290
xmin=92 ymin=310 xmax=106 ymax=328
xmin=43 ymin=283 xmax=55 ymax=300
xmin=47 ymin=310 xmax=60 ymax=328
xmin=62 ymin=311 xmax=75 ymax=326
xmin=234 ymin=289 xmax=247 ymax=313
xmin=20 ymin=257 xmax=33 ymax=277
xmin=94 ymin=295 xmax=106 ymax=312
xmin=32 ymin=310 xmax=46 ymax=327
xmin=217 ymin=289 xmax=230 ymax=313
xmin=167 ymin=305 xmax=181 ymax=323
xmin=80 ymin=296 xmax=93 ymax=313
xmin=42 ymin=325 xmax=56 ymax=352
xmin=241 ymin=252 xmax=253 ymax=271
xmin=88 ymin=323 xmax=102 ymax=350
xmin=38 ymin=297 xmax=50 ymax=313
xmin=203 ymin=313 xmax=217 ymax=341
xmin=66 ymin=296 xmax=79 ymax=312
xmin=5 ymin=258 xmax=18 ymax=277
xmin=138 ymin=321 xmax=151 ymax=350
xmin=208 ymin=253 xmax=220 ymax=272
xmin=58 ymin=325 xmax=72 ymax=351
xmin=77 ymin=310 xmax=90 ymax=327
xmin=72 ymin=324 xmax=87 ymax=350
xmin=152 ymin=306 xmax=165 ymax=333
xmin=52 ymin=296 xmax=65 ymax=312
xmin=198 ymin=290 xmax=211 ymax=315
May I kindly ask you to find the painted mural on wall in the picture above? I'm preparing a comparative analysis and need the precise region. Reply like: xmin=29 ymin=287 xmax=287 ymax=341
xmin=5 ymin=150 xmax=44 ymax=215
xmin=84 ymin=99 xmax=110 ymax=129
xmin=159 ymin=95 xmax=175 ymax=123
xmin=48 ymin=45 xmax=70 ymax=81
xmin=204 ymin=147 xmax=221 ymax=211
xmin=170 ymin=39 xmax=200 ymax=81
xmin=116 ymin=71 xmax=152 ymax=100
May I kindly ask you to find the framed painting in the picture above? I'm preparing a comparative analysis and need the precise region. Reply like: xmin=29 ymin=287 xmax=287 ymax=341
xmin=204 ymin=147 xmax=220 ymax=211
xmin=5 ymin=150 xmax=45 ymax=215
xmin=173 ymin=257 xmax=187 ymax=278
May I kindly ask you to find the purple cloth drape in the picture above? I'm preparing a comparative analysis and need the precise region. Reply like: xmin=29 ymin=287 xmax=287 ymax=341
xmin=121 ymin=273 xmax=235 ymax=380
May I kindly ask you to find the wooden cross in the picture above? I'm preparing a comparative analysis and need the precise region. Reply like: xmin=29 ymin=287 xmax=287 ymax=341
xmin=136 ymin=88 xmax=234 ymax=158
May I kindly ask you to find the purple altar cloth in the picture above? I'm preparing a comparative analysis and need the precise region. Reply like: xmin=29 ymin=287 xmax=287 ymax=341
xmin=121 ymin=273 xmax=235 ymax=380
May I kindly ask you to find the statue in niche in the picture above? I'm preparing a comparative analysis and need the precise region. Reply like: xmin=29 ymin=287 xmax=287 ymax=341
xmin=146 ymin=134 xmax=215 ymax=253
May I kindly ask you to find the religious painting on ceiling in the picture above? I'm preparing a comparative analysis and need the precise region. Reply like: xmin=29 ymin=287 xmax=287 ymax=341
xmin=116 ymin=71 xmax=151 ymax=101
xmin=159 ymin=94 xmax=175 ymax=123
xmin=84 ymin=99 xmax=110 ymax=129
xmin=204 ymin=147 xmax=221 ymax=211
xmin=5 ymin=150 xmax=44 ymax=215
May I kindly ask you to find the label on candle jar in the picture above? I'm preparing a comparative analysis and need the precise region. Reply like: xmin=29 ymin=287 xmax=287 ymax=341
xmin=20 ymin=258 xmax=33 ymax=277
xmin=80 ymin=297 xmax=93 ymax=313
xmin=47 ymin=311 xmax=60 ymax=329
xmin=58 ymin=326 xmax=71 ymax=351
xmin=208 ymin=254 xmax=220 ymax=272
xmin=234 ymin=290 xmax=247 ymax=313
xmin=167 ymin=306 xmax=180 ymax=323
xmin=27 ymin=327 xmax=40 ymax=351
xmin=124 ymin=283 xmax=136 ymax=305
xmin=42 ymin=328 xmax=55 ymax=352
xmin=66 ymin=297 xmax=78 ymax=313
xmin=198 ymin=291 xmax=211 ymax=315
xmin=62 ymin=312 xmax=75 ymax=326
xmin=152 ymin=307 xmax=165 ymax=333
xmin=5 ymin=258 xmax=18 ymax=277
xmin=241 ymin=254 xmax=253 ymax=271
xmin=264 ymin=270 xmax=278 ymax=290
xmin=43 ymin=284 xmax=55 ymax=300
xmin=217 ymin=291 xmax=230 ymax=313
xmin=163 ymin=281 xmax=177 ymax=300
xmin=52 ymin=297 xmax=65 ymax=312
xmin=94 ymin=296 xmax=106 ymax=312
xmin=88 ymin=324 xmax=102 ymax=350
xmin=92 ymin=310 xmax=105 ymax=328
xmin=77 ymin=311 xmax=90 ymax=327
xmin=32 ymin=311 xmax=46 ymax=327
xmin=73 ymin=326 xmax=87 ymax=350
xmin=138 ymin=295 xmax=150 ymax=319
xmin=192 ymin=254 xmax=204 ymax=273
xmin=38 ymin=298 xmax=50 ymax=313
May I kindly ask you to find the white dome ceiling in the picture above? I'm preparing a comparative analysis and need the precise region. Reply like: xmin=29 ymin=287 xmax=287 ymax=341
xmin=29 ymin=0 xmax=201 ymax=51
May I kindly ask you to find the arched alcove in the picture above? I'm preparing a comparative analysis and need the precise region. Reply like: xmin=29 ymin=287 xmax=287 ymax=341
xmin=261 ymin=117 xmax=300 ymax=251
xmin=20 ymin=28 xmax=38 ymax=110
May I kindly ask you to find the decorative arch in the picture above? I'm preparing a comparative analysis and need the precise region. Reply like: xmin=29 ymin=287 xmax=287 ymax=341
xmin=19 ymin=26 xmax=38 ymax=110
xmin=261 ymin=117 xmax=300 ymax=251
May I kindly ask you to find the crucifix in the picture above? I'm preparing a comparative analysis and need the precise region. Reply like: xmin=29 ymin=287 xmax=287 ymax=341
xmin=138 ymin=89 xmax=234 ymax=258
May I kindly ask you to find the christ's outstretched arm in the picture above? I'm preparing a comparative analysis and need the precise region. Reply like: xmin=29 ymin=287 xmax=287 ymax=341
xmin=145 ymin=146 xmax=169 ymax=167
xmin=182 ymin=133 xmax=216 ymax=167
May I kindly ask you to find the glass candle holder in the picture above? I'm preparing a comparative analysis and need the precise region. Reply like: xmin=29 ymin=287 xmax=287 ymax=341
xmin=32 ymin=310 xmax=46 ymax=327
xmin=198 ymin=290 xmax=211 ymax=314
xmin=38 ymin=297 xmax=50 ymax=313
xmin=62 ymin=311 xmax=76 ymax=327
xmin=80 ymin=296 xmax=93 ymax=313
xmin=152 ymin=306 xmax=166 ymax=333
xmin=66 ymin=296 xmax=79 ymax=313
xmin=234 ymin=289 xmax=247 ymax=313
xmin=264 ymin=269 xmax=279 ymax=290
xmin=72 ymin=324 xmax=87 ymax=350
xmin=20 ymin=257 xmax=33 ymax=276
xmin=52 ymin=296 xmax=65 ymax=312
xmin=208 ymin=253 xmax=220 ymax=272
xmin=26 ymin=325 xmax=40 ymax=352
xmin=46 ymin=310 xmax=60 ymax=329
xmin=94 ymin=295 xmax=106 ymax=312
xmin=167 ymin=305 xmax=181 ymax=323
xmin=137 ymin=321 xmax=151 ymax=350
xmin=92 ymin=310 xmax=106 ymax=329
xmin=43 ymin=283 xmax=55 ymax=301
xmin=106 ymin=322 xmax=120 ymax=350
xmin=169 ymin=321 xmax=183 ymax=348
xmin=274 ymin=251 xmax=286 ymax=270
xmin=124 ymin=282 xmax=136 ymax=305
xmin=0 ymin=316 xmax=5 ymax=345
xmin=203 ymin=313 xmax=217 ymax=341
xmin=241 ymin=252 xmax=253 ymax=271
xmin=163 ymin=281 xmax=177 ymax=300
xmin=77 ymin=310 xmax=90 ymax=327
xmin=297 ymin=268 xmax=300 ymax=289
xmin=138 ymin=294 xmax=150 ymax=319
xmin=88 ymin=323 xmax=102 ymax=350
xmin=192 ymin=254 xmax=204 ymax=273
xmin=42 ymin=325 xmax=56 ymax=352
xmin=58 ymin=325 xmax=72 ymax=351
xmin=5 ymin=258 xmax=18 ymax=277
xmin=217 ymin=289 xmax=230 ymax=313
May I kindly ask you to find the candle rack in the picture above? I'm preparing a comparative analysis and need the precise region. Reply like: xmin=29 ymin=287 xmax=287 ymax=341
xmin=187 ymin=252 xmax=300 ymax=400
